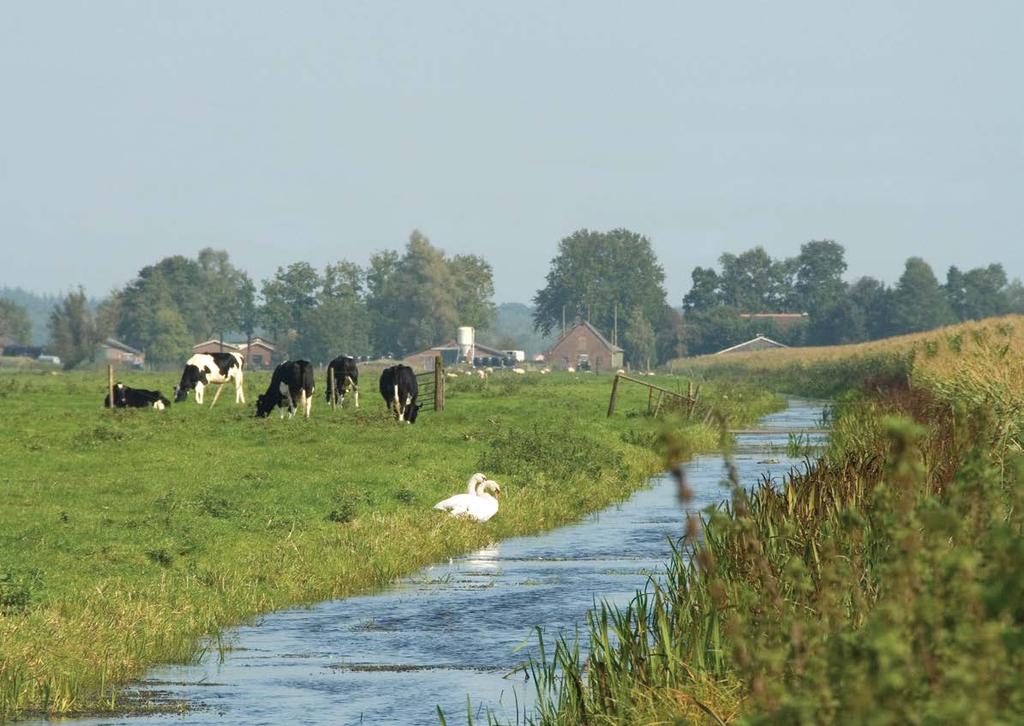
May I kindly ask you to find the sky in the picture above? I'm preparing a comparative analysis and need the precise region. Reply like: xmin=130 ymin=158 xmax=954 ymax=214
xmin=1 ymin=1 xmax=1021 ymax=305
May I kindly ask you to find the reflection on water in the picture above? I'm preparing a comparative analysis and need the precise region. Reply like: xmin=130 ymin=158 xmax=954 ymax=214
xmin=43 ymin=400 xmax=826 ymax=726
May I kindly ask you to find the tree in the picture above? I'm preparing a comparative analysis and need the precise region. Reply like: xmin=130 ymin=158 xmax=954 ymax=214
xmin=794 ymin=240 xmax=848 ymax=314
xmin=0 ymin=299 xmax=31 ymax=344
xmin=363 ymin=231 xmax=495 ymax=357
xmin=48 ymin=288 xmax=101 ymax=370
xmin=890 ymin=258 xmax=955 ymax=335
xmin=717 ymin=247 xmax=792 ymax=312
xmin=847 ymin=276 xmax=893 ymax=340
xmin=145 ymin=307 xmax=193 ymax=366
xmin=623 ymin=308 xmax=656 ymax=371
xmin=682 ymin=267 xmax=721 ymax=312
xmin=449 ymin=254 xmax=497 ymax=331
xmin=532 ymin=229 xmax=668 ymax=352
xmin=945 ymin=264 xmax=1009 ymax=321
xmin=259 ymin=262 xmax=321 ymax=358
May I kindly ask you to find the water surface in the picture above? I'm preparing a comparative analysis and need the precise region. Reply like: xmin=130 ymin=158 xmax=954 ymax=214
xmin=46 ymin=399 xmax=826 ymax=725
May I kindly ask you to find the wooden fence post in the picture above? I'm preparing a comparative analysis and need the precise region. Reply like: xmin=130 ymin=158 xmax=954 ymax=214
xmin=328 ymin=366 xmax=336 ymax=411
xmin=607 ymin=373 xmax=621 ymax=417
xmin=434 ymin=355 xmax=443 ymax=412
xmin=687 ymin=380 xmax=694 ymax=417
xmin=107 ymin=364 xmax=114 ymax=410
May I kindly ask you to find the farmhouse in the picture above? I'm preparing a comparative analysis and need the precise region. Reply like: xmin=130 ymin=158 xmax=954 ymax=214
xmin=714 ymin=335 xmax=788 ymax=355
xmin=545 ymin=321 xmax=623 ymax=372
xmin=192 ymin=339 xmax=241 ymax=356
xmin=100 ymin=338 xmax=145 ymax=368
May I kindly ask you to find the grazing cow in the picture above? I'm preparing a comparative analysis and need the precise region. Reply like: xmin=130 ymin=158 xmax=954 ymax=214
xmin=256 ymin=360 xmax=315 ymax=419
xmin=174 ymin=352 xmax=245 ymax=406
xmin=325 ymin=355 xmax=360 ymax=408
xmin=103 ymin=383 xmax=171 ymax=410
xmin=378 ymin=365 xmax=420 ymax=423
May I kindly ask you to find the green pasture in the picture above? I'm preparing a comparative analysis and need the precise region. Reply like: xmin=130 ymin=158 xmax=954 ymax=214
xmin=0 ymin=368 xmax=780 ymax=719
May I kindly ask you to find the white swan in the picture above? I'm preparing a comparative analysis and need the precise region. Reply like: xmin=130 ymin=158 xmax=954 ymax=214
xmin=434 ymin=474 xmax=501 ymax=522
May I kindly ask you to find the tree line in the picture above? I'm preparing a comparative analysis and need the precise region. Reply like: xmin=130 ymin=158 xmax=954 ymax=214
xmin=681 ymin=241 xmax=1022 ymax=354
xmin=5 ymin=228 xmax=1021 ymax=370
xmin=40 ymin=231 xmax=494 ymax=370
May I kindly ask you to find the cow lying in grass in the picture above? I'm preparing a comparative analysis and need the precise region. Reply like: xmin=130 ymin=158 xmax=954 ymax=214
xmin=256 ymin=360 xmax=314 ymax=419
xmin=103 ymin=383 xmax=171 ymax=410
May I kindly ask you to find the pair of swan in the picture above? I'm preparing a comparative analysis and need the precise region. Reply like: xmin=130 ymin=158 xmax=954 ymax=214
xmin=434 ymin=472 xmax=501 ymax=522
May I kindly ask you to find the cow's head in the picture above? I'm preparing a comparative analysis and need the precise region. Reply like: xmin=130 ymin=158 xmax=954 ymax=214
xmin=404 ymin=401 xmax=421 ymax=424
xmin=174 ymin=364 xmax=206 ymax=402
xmin=254 ymin=393 xmax=276 ymax=418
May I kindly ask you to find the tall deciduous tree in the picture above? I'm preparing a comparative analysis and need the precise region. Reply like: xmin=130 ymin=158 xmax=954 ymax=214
xmin=623 ymin=308 xmax=656 ymax=370
xmin=532 ymin=228 xmax=668 ymax=356
xmin=259 ymin=262 xmax=321 ymax=358
xmin=48 ymin=288 xmax=101 ymax=370
xmin=0 ymin=299 xmax=31 ymax=344
xmin=945 ymin=264 xmax=1009 ymax=321
xmin=890 ymin=257 xmax=955 ymax=334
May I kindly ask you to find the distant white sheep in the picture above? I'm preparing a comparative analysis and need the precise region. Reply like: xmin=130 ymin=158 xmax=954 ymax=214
xmin=512 ymin=367 xmax=525 ymax=375
xmin=567 ymin=366 xmax=576 ymax=373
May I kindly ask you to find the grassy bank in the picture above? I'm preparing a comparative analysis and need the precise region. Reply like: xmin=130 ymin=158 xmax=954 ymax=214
xmin=0 ymin=369 xmax=780 ymax=720
xmin=519 ymin=317 xmax=1024 ymax=724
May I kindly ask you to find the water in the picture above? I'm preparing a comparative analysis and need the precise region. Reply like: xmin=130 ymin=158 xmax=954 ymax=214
xmin=44 ymin=399 xmax=826 ymax=726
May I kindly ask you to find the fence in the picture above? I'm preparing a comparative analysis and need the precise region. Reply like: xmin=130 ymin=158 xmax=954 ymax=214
xmin=607 ymin=373 xmax=699 ymax=418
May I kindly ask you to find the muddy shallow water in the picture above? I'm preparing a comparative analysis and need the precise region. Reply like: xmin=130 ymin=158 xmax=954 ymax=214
xmin=43 ymin=399 xmax=826 ymax=726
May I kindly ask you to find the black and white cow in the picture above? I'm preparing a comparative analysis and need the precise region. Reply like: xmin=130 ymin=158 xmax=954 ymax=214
xmin=256 ymin=360 xmax=315 ymax=419
xmin=103 ymin=382 xmax=171 ymax=410
xmin=325 ymin=355 xmax=359 ymax=408
xmin=379 ymin=365 xmax=420 ymax=423
xmin=174 ymin=352 xmax=245 ymax=406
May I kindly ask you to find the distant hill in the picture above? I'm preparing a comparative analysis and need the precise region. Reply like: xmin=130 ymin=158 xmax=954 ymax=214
xmin=0 ymin=287 xmax=61 ymax=344
xmin=478 ymin=302 xmax=557 ymax=357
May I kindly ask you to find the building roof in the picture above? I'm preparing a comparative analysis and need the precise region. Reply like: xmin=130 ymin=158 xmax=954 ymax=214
xmin=193 ymin=339 xmax=242 ymax=351
xmin=230 ymin=338 xmax=276 ymax=351
xmin=547 ymin=321 xmax=624 ymax=354
xmin=738 ymin=312 xmax=808 ymax=321
xmin=714 ymin=335 xmax=788 ymax=355
xmin=103 ymin=338 xmax=143 ymax=355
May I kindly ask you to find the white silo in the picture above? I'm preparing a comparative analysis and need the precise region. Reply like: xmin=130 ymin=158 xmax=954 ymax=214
xmin=457 ymin=326 xmax=475 ymax=363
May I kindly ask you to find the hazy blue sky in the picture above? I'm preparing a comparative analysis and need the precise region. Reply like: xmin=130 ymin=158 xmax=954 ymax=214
xmin=1 ymin=1 xmax=1021 ymax=304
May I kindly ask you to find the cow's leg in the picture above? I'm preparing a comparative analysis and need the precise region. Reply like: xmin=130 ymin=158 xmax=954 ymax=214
xmin=195 ymin=384 xmax=204 ymax=405
xmin=353 ymin=381 xmax=359 ymax=409
xmin=393 ymin=384 xmax=402 ymax=419
xmin=404 ymin=394 xmax=412 ymax=423
xmin=286 ymin=388 xmax=295 ymax=418
xmin=303 ymin=389 xmax=312 ymax=419
xmin=236 ymin=372 xmax=245 ymax=404
xmin=210 ymin=382 xmax=226 ymax=408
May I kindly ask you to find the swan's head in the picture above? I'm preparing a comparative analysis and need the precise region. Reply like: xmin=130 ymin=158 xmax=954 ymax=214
xmin=479 ymin=479 xmax=501 ymax=498
xmin=467 ymin=472 xmax=487 ymax=494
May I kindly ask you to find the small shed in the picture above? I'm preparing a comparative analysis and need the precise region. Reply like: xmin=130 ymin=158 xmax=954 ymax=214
xmin=714 ymin=335 xmax=788 ymax=355
xmin=101 ymin=338 xmax=145 ymax=367
xmin=545 ymin=321 xmax=623 ymax=372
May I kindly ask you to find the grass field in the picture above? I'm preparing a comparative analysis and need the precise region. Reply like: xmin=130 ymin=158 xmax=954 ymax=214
xmin=518 ymin=317 xmax=1024 ymax=724
xmin=0 ymin=367 xmax=781 ymax=720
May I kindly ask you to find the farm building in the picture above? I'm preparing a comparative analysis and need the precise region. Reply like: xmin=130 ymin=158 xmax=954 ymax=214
xmin=714 ymin=335 xmax=788 ymax=355
xmin=100 ymin=338 xmax=145 ymax=367
xmin=191 ymin=338 xmax=276 ymax=368
xmin=405 ymin=340 xmax=512 ymax=370
xmin=234 ymin=337 xmax=276 ymax=368
xmin=545 ymin=321 xmax=623 ymax=372
xmin=192 ymin=339 xmax=241 ymax=356
xmin=738 ymin=312 xmax=808 ymax=330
